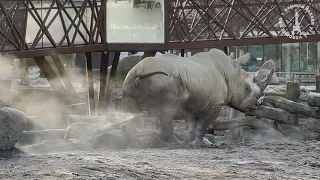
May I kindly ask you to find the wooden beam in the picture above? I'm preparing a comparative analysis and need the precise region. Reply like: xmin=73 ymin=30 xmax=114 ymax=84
xmin=51 ymin=55 xmax=78 ymax=100
xmin=3 ymin=44 xmax=107 ymax=59
xmin=98 ymin=51 xmax=110 ymax=115
xmin=105 ymin=52 xmax=120 ymax=111
xmin=85 ymin=52 xmax=95 ymax=115
xmin=33 ymin=56 xmax=67 ymax=95
xmin=167 ymin=35 xmax=320 ymax=49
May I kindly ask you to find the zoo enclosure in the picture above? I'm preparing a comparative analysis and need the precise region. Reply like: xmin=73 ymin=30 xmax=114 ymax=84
xmin=1 ymin=0 xmax=320 ymax=117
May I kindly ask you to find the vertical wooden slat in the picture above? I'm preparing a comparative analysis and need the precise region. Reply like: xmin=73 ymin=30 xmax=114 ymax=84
xmin=85 ymin=52 xmax=95 ymax=115
xmin=105 ymin=52 xmax=120 ymax=111
xmin=98 ymin=51 xmax=109 ymax=115
xmin=33 ymin=56 xmax=67 ymax=94
xmin=51 ymin=55 xmax=78 ymax=99
xmin=181 ymin=49 xmax=185 ymax=57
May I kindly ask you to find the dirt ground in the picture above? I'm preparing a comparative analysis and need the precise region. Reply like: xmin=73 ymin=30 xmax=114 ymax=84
xmin=1 ymin=141 xmax=320 ymax=179
xmin=1 ymin=107 xmax=320 ymax=180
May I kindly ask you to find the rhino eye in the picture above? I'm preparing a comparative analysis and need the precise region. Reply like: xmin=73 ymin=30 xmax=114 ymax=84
xmin=245 ymin=84 xmax=251 ymax=95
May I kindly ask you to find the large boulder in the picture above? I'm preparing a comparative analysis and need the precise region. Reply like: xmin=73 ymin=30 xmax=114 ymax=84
xmin=0 ymin=107 xmax=27 ymax=150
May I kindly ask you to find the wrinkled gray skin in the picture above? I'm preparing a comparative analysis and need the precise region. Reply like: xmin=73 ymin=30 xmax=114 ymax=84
xmin=122 ymin=48 xmax=274 ymax=146
xmin=229 ymin=60 xmax=278 ymax=140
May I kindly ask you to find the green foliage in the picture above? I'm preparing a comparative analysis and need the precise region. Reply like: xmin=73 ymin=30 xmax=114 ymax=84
xmin=115 ymin=55 xmax=143 ymax=88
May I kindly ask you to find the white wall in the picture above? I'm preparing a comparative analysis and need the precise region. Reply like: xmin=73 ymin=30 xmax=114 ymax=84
xmin=106 ymin=0 xmax=165 ymax=43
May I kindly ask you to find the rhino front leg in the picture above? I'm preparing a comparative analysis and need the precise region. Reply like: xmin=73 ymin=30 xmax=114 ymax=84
xmin=189 ymin=106 xmax=222 ymax=147
xmin=186 ymin=118 xmax=197 ymax=143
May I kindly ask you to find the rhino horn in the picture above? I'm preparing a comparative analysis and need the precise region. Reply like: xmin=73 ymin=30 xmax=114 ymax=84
xmin=256 ymin=68 xmax=275 ymax=90
xmin=229 ymin=52 xmax=235 ymax=59
xmin=235 ymin=53 xmax=250 ymax=65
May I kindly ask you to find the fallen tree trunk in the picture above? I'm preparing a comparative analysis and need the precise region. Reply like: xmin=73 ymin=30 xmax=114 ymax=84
xmin=276 ymin=123 xmax=319 ymax=141
xmin=211 ymin=117 xmax=272 ymax=130
xmin=245 ymin=105 xmax=298 ymax=124
xmin=261 ymin=96 xmax=320 ymax=118
xmin=305 ymin=119 xmax=320 ymax=133
xmin=307 ymin=92 xmax=320 ymax=107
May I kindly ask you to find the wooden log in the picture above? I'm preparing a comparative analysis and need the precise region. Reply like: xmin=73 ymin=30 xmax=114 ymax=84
xmin=22 ymin=129 xmax=66 ymax=136
xmin=264 ymin=92 xmax=286 ymax=97
xmin=305 ymin=118 xmax=320 ymax=133
xmin=307 ymin=92 xmax=320 ymax=107
xmin=286 ymin=81 xmax=300 ymax=102
xmin=18 ymin=129 xmax=67 ymax=145
xmin=285 ymin=81 xmax=300 ymax=125
xmin=261 ymin=96 xmax=320 ymax=118
xmin=211 ymin=117 xmax=272 ymax=130
xmin=245 ymin=105 xmax=298 ymax=124
xmin=276 ymin=123 xmax=319 ymax=141
xmin=316 ymin=74 xmax=320 ymax=93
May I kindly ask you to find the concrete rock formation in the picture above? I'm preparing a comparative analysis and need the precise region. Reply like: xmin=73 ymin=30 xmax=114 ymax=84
xmin=0 ymin=107 xmax=27 ymax=150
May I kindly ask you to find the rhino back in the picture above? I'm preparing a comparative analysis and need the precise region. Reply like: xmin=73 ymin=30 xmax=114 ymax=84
xmin=134 ymin=53 xmax=228 ymax=108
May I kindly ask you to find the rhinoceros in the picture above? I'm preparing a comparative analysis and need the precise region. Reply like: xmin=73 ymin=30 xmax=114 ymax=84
xmin=121 ymin=48 xmax=274 ymax=146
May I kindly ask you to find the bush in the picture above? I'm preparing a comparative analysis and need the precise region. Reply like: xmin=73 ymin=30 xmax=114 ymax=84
xmin=115 ymin=55 xmax=143 ymax=88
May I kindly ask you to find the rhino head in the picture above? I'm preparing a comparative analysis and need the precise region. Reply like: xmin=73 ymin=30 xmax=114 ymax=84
xmin=226 ymin=55 xmax=275 ymax=113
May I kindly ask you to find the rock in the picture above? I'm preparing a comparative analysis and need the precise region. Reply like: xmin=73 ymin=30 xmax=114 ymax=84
xmin=64 ymin=122 xmax=98 ymax=139
xmin=0 ymin=107 xmax=27 ymax=150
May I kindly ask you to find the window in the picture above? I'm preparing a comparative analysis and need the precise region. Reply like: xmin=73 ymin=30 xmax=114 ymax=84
xmin=237 ymin=46 xmax=248 ymax=71
xmin=282 ymin=43 xmax=299 ymax=79
xmin=248 ymin=45 xmax=263 ymax=72
xmin=300 ymin=42 xmax=317 ymax=73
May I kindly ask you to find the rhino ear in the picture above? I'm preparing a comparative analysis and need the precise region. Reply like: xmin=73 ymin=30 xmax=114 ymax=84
xmin=235 ymin=53 xmax=250 ymax=65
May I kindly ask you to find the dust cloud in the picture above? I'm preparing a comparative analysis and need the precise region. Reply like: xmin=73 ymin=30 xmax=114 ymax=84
xmin=0 ymin=53 xmax=149 ymax=153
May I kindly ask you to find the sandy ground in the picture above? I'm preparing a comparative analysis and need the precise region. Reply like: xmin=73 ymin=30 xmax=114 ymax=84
xmin=1 ymin=141 xmax=320 ymax=180
xmin=1 ymin=107 xmax=320 ymax=179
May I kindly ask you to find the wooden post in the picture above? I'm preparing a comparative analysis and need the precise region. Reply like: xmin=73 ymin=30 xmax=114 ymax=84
xmin=307 ymin=92 xmax=320 ymax=107
xmin=316 ymin=74 xmax=320 ymax=93
xmin=285 ymin=81 xmax=300 ymax=125
xmin=98 ymin=51 xmax=110 ymax=115
xmin=51 ymin=55 xmax=78 ymax=100
xmin=105 ymin=52 xmax=120 ymax=111
xmin=181 ymin=49 xmax=185 ymax=57
xmin=223 ymin=47 xmax=229 ymax=55
xmin=33 ymin=56 xmax=69 ymax=128
xmin=34 ymin=56 xmax=68 ymax=94
xmin=85 ymin=52 xmax=95 ymax=116
xmin=286 ymin=81 xmax=300 ymax=102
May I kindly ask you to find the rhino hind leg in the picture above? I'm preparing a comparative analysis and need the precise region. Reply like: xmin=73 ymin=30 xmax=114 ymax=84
xmin=135 ymin=74 xmax=183 ymax=144
xmin=189 ymin=106 xmax=222 ymax=147
xmin=152 ymin=103 xmax=182 ymax=144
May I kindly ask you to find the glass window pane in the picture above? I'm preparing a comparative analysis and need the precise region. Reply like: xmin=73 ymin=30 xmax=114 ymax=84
xmin=277 ymin=44 xmax=282 ymax=72
xmin=263 ymin=44 xmax=282 ymax=71
xmin=282 ymin=43 xmax=300 ymax=80
xmin=248 ymin=45 xmax=263 ymax=72
xmin=237 ymin=46 xmax=248 ymax=71
xmin=300 ymin=42 xmax=317 ymax=73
